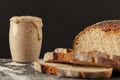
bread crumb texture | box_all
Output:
[73,20,120,56]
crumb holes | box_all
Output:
[49,68,55,74]
[49,68,53,71]
[50,69,52,71]
[76,43,78,45]
[29,30,32,33]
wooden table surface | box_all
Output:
[0,59,119,80]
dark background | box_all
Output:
[0,0,120,58]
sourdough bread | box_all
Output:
[34,60,112,78]
[73,20,120,56]
[44,48,120,71]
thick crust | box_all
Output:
[34,60,112,78]
[93,20,120,32]
[44,50,120,71]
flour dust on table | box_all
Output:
[0,59,40,80]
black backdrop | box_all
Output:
[0,0,120,58]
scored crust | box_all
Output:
[34,60,112,78]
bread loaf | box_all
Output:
[73,20,120,56]
[34,60,112,78]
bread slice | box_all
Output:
[34,60,112,78]
[73,20,120,56]
[44,48,120,71]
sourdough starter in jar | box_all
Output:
[9,16,43,62]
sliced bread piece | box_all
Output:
[44,48,120,71]
[34,60,113,78]
[73,20,120,56]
